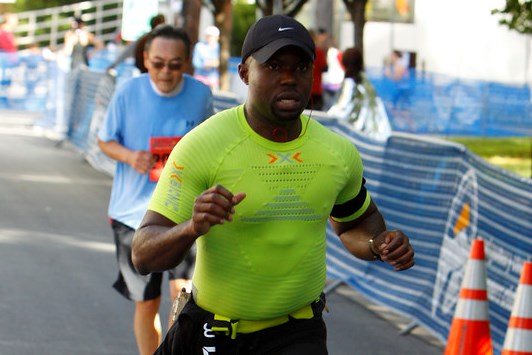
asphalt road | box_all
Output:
[0,110,445,354]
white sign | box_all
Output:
[121,0,159,42]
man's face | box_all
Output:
[240,46,313,125]
[144,37,189,94]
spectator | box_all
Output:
[97,25,214,355]
[0,12,18,53]
[107,14,166,74]
[318,28,345,110]
[192,25,220,89]
[63,17,104,69]
[384,49,408,81]
[132,15,415,354]
[306,29,327,111]
[383,49,411,108]
[328,47,392,139]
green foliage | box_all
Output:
[12,0,82,12]
[491,0,532,34]
[447,137,531,178]
[449,137,530,158]
[231,1,256,56]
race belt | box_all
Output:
[210,303,316,339]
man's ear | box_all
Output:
[238,63,249,85]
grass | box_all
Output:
[445,137,531,178]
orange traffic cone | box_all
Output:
[501,261,532,355]
[445,239,493,355]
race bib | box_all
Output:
[149,136,182,182]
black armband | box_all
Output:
[331,178,368,219]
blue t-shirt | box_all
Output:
[98,74,214,229]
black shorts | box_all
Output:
[111,219,196,301]
[156,294,328,355]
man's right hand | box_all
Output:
[191,185,246,237]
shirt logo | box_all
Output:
[278,26,294,32]
[267,152,303,164]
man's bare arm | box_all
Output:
[330,200,415,271]
[132,185,246,275]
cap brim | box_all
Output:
[251,38,314,63]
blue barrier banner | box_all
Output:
[320,119,532,354]
[0,52,49,112]
[4,52,531,137]
[367,68,531,136]
[66,68,114,151]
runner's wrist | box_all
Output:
[368,238,383,261]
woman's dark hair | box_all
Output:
[342,47,364,83]
[144,25,191,59]
[150,14,166,30]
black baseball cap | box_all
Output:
[241,15,315,64]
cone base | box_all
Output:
[445,319,493,355]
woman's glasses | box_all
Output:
[149,60,182,71]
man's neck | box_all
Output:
[243,105,302,143]
[149,77,184,97]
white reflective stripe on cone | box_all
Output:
[462,260,488,289]
[514,285,532,317]
[502,328,532,352]
[455,299,490,320]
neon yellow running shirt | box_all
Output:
[149,105,371,320]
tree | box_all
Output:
[231,2,256,56]
[212,0,233,91]
[182,0,203,45]
[201,0,232,90]
[256,0,309,17]
[492,0,532,34]
[12,0,81,11]
[342,0,367,67]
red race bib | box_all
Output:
[149,136,182,182]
